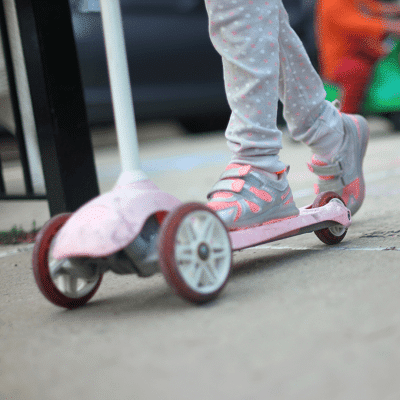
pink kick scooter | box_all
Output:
[32,0,352,308]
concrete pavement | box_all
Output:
[1,116,400,400]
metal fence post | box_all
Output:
[1,0,37,198]
[12,0,99,215]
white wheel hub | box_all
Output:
[328,198,347,237]
[174,210,231,294]
[49,241,100,299]
[329,224,347,237]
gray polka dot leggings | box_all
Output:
[205,0,346,172]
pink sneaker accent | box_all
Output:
[212,192,233,199]
[281,188,291,200]
[284,195,294,206]
[245,199,260,213]
[342,177,361,203]
[232,179,245,192]
[208,200,243,222]
[309,155,334,181]
[249,187,273,202]
[226,164,252,176]
[238,165,252,176]
[350,115,361,140]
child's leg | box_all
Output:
[204,0,285,172]
[276,5,346,160]
[204,0,345,168]
[206,0,299,230]
[275,7,369,215]
[205,0,369,230]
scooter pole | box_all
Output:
[99,0,141,172]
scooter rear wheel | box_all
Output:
[312,191,348,245]
[158,203,232,304]
[32,213,103,309]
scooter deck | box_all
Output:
[230,200,351,251]
[52,175,181,260]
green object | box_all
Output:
[363,39,400,113]
[323,39,400,114]
[324,82,341,102]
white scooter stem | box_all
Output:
[99,0,141,172]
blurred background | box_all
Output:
[0,0,319,142]
[68,0,318,133]
[0,0,399,155]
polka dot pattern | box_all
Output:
[205,0,343,170]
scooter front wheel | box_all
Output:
[158,203,232,304]
[32,213,103,309]
[312,191,348,245]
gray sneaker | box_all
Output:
[308,113,370,215]
[207,164,299,231]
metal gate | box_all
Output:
[0,0,99,215]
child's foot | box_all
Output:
[207,164,299,231]
[308,113,370,215]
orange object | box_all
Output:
[315,0,387,82]
[315,0,389,112]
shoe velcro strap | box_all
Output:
[308,161,343,177]
[207,178,245,199]
[219,164,252,180]
[208,177,272,206]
